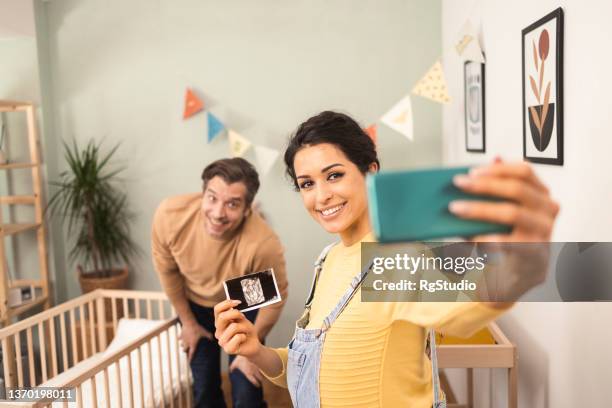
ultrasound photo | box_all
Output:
[241,277,265,305]
[223,269,281,312]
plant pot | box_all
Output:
[528,103,555,152]
[78,266,129,319]
[78,266,129,293]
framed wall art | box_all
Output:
[522,7,564,165]
[465,60,485,152]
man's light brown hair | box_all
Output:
[201,158,260,205]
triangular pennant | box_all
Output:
[183,88,204,119]
[207,112,225,142]
[462,39,485,63]
[455,21,485,62]
[228,130,252,157]
[455,34,473,55]
[254,145,280,176]
[455,21,476,56]
[411,60,451,104]
[364,124,377,144]
[381,95,414,141]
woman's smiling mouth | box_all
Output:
[317,202,347,219]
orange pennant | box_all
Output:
[365,124,377,144]
[183,88,204,119]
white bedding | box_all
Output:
[45,318,190,407]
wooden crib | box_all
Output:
[0,289,192,407]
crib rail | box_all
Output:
[0,290,192,407]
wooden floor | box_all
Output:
[221,372,293,408]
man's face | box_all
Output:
[201,176,250,239]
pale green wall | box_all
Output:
[0,1,59,308]
[0,37,40,286]
[36,0,441,346]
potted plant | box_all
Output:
[47,140,139,293]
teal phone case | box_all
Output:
[367,166,511,242]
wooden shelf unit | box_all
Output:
[0,162,39,170]
[0,100,51,325]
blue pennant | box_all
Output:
[207,112,225,143]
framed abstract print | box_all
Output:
[522,7,564,165]
[465,60,485,152]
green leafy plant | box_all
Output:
[47,140,139,278]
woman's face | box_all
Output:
[293,143,371,235]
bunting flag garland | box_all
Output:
[381,95,414,141]
[254,145,280,177]
[228,129,252,157]
[364,124,378,144]
[183,88,204,119]
[411,60,451,104]
[207,112,225,142]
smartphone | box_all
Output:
[366,166,511,242]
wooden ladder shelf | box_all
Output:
[0,100,51,326]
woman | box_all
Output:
[214,111,559,407]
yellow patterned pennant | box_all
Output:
[228,129,252,157]
[411,60,451,104]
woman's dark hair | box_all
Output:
[284,111,380,190]
[201,158,260,205]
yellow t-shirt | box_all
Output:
[267,233,510,407]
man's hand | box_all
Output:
[230,355,264,387]
[179,321,214,362]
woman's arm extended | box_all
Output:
[214,300,284,378]
[249,345,285,378]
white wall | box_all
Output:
[37,0,443,347]
[0,0,35,38]
[442,1,612,406]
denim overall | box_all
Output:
[286,243,446,408]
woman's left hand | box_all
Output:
[448,159,560,304]
[449,159,560,242]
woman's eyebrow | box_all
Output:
[297,163,344,179]
[321,163,343,173]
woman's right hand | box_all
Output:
[214,300,262,358]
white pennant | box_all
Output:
[455,21,476,55]
[456,20,485,63]
[228,129,252,157]
[381,94,414,141]
[254,145,280,177]
[462,38,485,63]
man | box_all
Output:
[152,158,288,408]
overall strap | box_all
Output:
[429,329,446,408]
[304,242,338,308]
[318,258,374,336]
